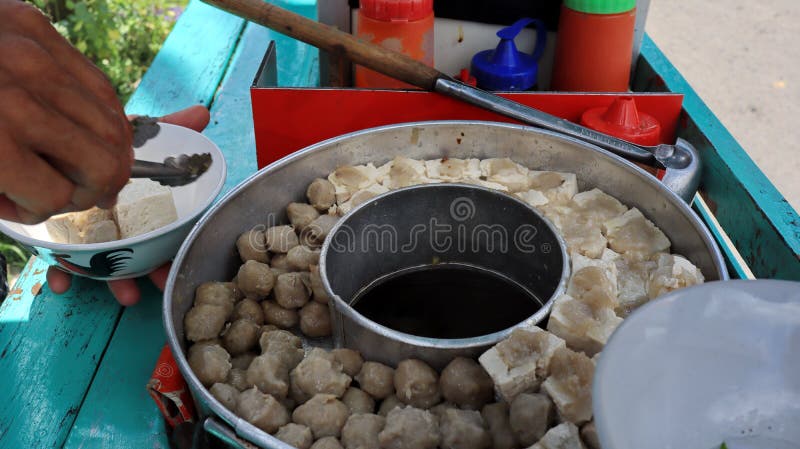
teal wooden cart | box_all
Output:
[1,1,798,447]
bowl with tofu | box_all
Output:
[0,123,226,280]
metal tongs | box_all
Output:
[129,116,213,187]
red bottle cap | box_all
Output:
[456,68,478,87]
[580,96,661,146]
[360,0,434,22]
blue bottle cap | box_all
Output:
[470,18,547,91]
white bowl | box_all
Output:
[594,280,800,449]
[0,123,226,280]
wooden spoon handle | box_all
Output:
[202,0,446,90]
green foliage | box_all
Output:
[31,0,184,103]
[0,233,29,276]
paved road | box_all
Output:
[646,0,799,212]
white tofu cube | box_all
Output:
[45,214,82,244]
[479,158,530,192]
[547,293,622,357]
[459,178,510,192]
[647,253,705,299]
[328,163,382,203]
[516,189,550,208]
[424,158,481,181]
[566,266,618,309]
[541,347,594,425]
[334,183,390,215]
[570,251,619,298]
[571,188,628,226]
[113,179,178,239]
[613,256,657,317]
[82,220,119,243]
[527,171,578,204]
[478,327,566,402]
[382,156,432,189]
[45,207,119,244]
[603,208,671,261]
[529,422,585,449]
[560,221,608,259]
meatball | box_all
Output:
[287,202,321,231]
[246,353,290,398]
[237,260,276,299]
[188,343,231,387]
[307,178,336,211]
[291,351,351,398]
[286,245,321,271]
[259,330,305,370]
[440,357,494,409]
[265,225,300,253]
[311,437,344,449]
[185,304,228,342]
[210,383,239,411]
[195,282,236,318]
[236,229,269,263]
[439,408,491,449]
[481,402,518,449]
[509,393,553,446]
[292,394,350,439]
[222,319,260,355]
[309,265,331,304]
[227,367,251,391]
[581,421,601,449]
[299,301,332,337]
[275,272,311,309]
[262,300,299,329]
[270,253,293,272]
[342,387,375,414]
[341,413,386,449]
[377,395,402,417]
[356,362,395,400]
[394,359,441,409]
[231,298,265,325]
[332,348,363,377]
[301,215,339,248]
[378,406,440,449]
[236,387,290,433]
[429,402,457,419]
[231,353,257,371]
[275,423,314,449]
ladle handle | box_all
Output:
[201,0,446,90]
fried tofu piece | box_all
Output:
[328,164,382,203]
[546,291,622,357]
[424,158,481,182]
[540,348,594,425]
[529,422,586,449]
[612,254,657,317]
[603,208,671,261]
[479,158,530,192]
[527,171,578,205]
[647,253,705,299]
[382,157,434,189]
[570,188,628,227]
[516,189,550,208]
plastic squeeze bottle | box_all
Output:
[551,0,636,91]
[355,0,434,89]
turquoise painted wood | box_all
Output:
[636,35,800,280]
[0,258,121,449]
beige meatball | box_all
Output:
[309,265,331,304]
[270,253,293,272]
[341,413,386,449]
[378,406,440,449]
[288,202,321,232]
[440,357,494,409]
[481,402,518,449]
[237,260,276,299]
[231,298,265,325]
[185,304,228,342]
[188,343,231,387]
[227,368,251,391]
[236,387,290,433]
[266,225,300,253]
[275,272,311,309]
[377,395,403,417]
[301,215,339,248]
[290,371,312,405]
[246,353,290,398]
[307,178,336,211]
[222,319,261,355]
[311,437,344,449]
[275,423,314,449]
[195,282,236,318]
[262,300,299,329]
[236,229,269,263]
[231,353,257,371]
[439,408,491,449]
[332,349,364,377]
[287,245,321,271]
[342,387,375,414]
[210,383,239,411]
[356,362,395,400]
[429,402,457,419]
[509,393,553,446]
[394,359,441,409]
[292,394,350,439]
[299,301,332,337]
[291,352,352,398]
[259,330,305,370]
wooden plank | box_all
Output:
[637,34,800,280]
[0,258,121,449]
[62,2,318,448]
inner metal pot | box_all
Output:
[320,183,569,369]
[163,121,729,449]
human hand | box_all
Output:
[0,1,133,223]
[46,106,212,305]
